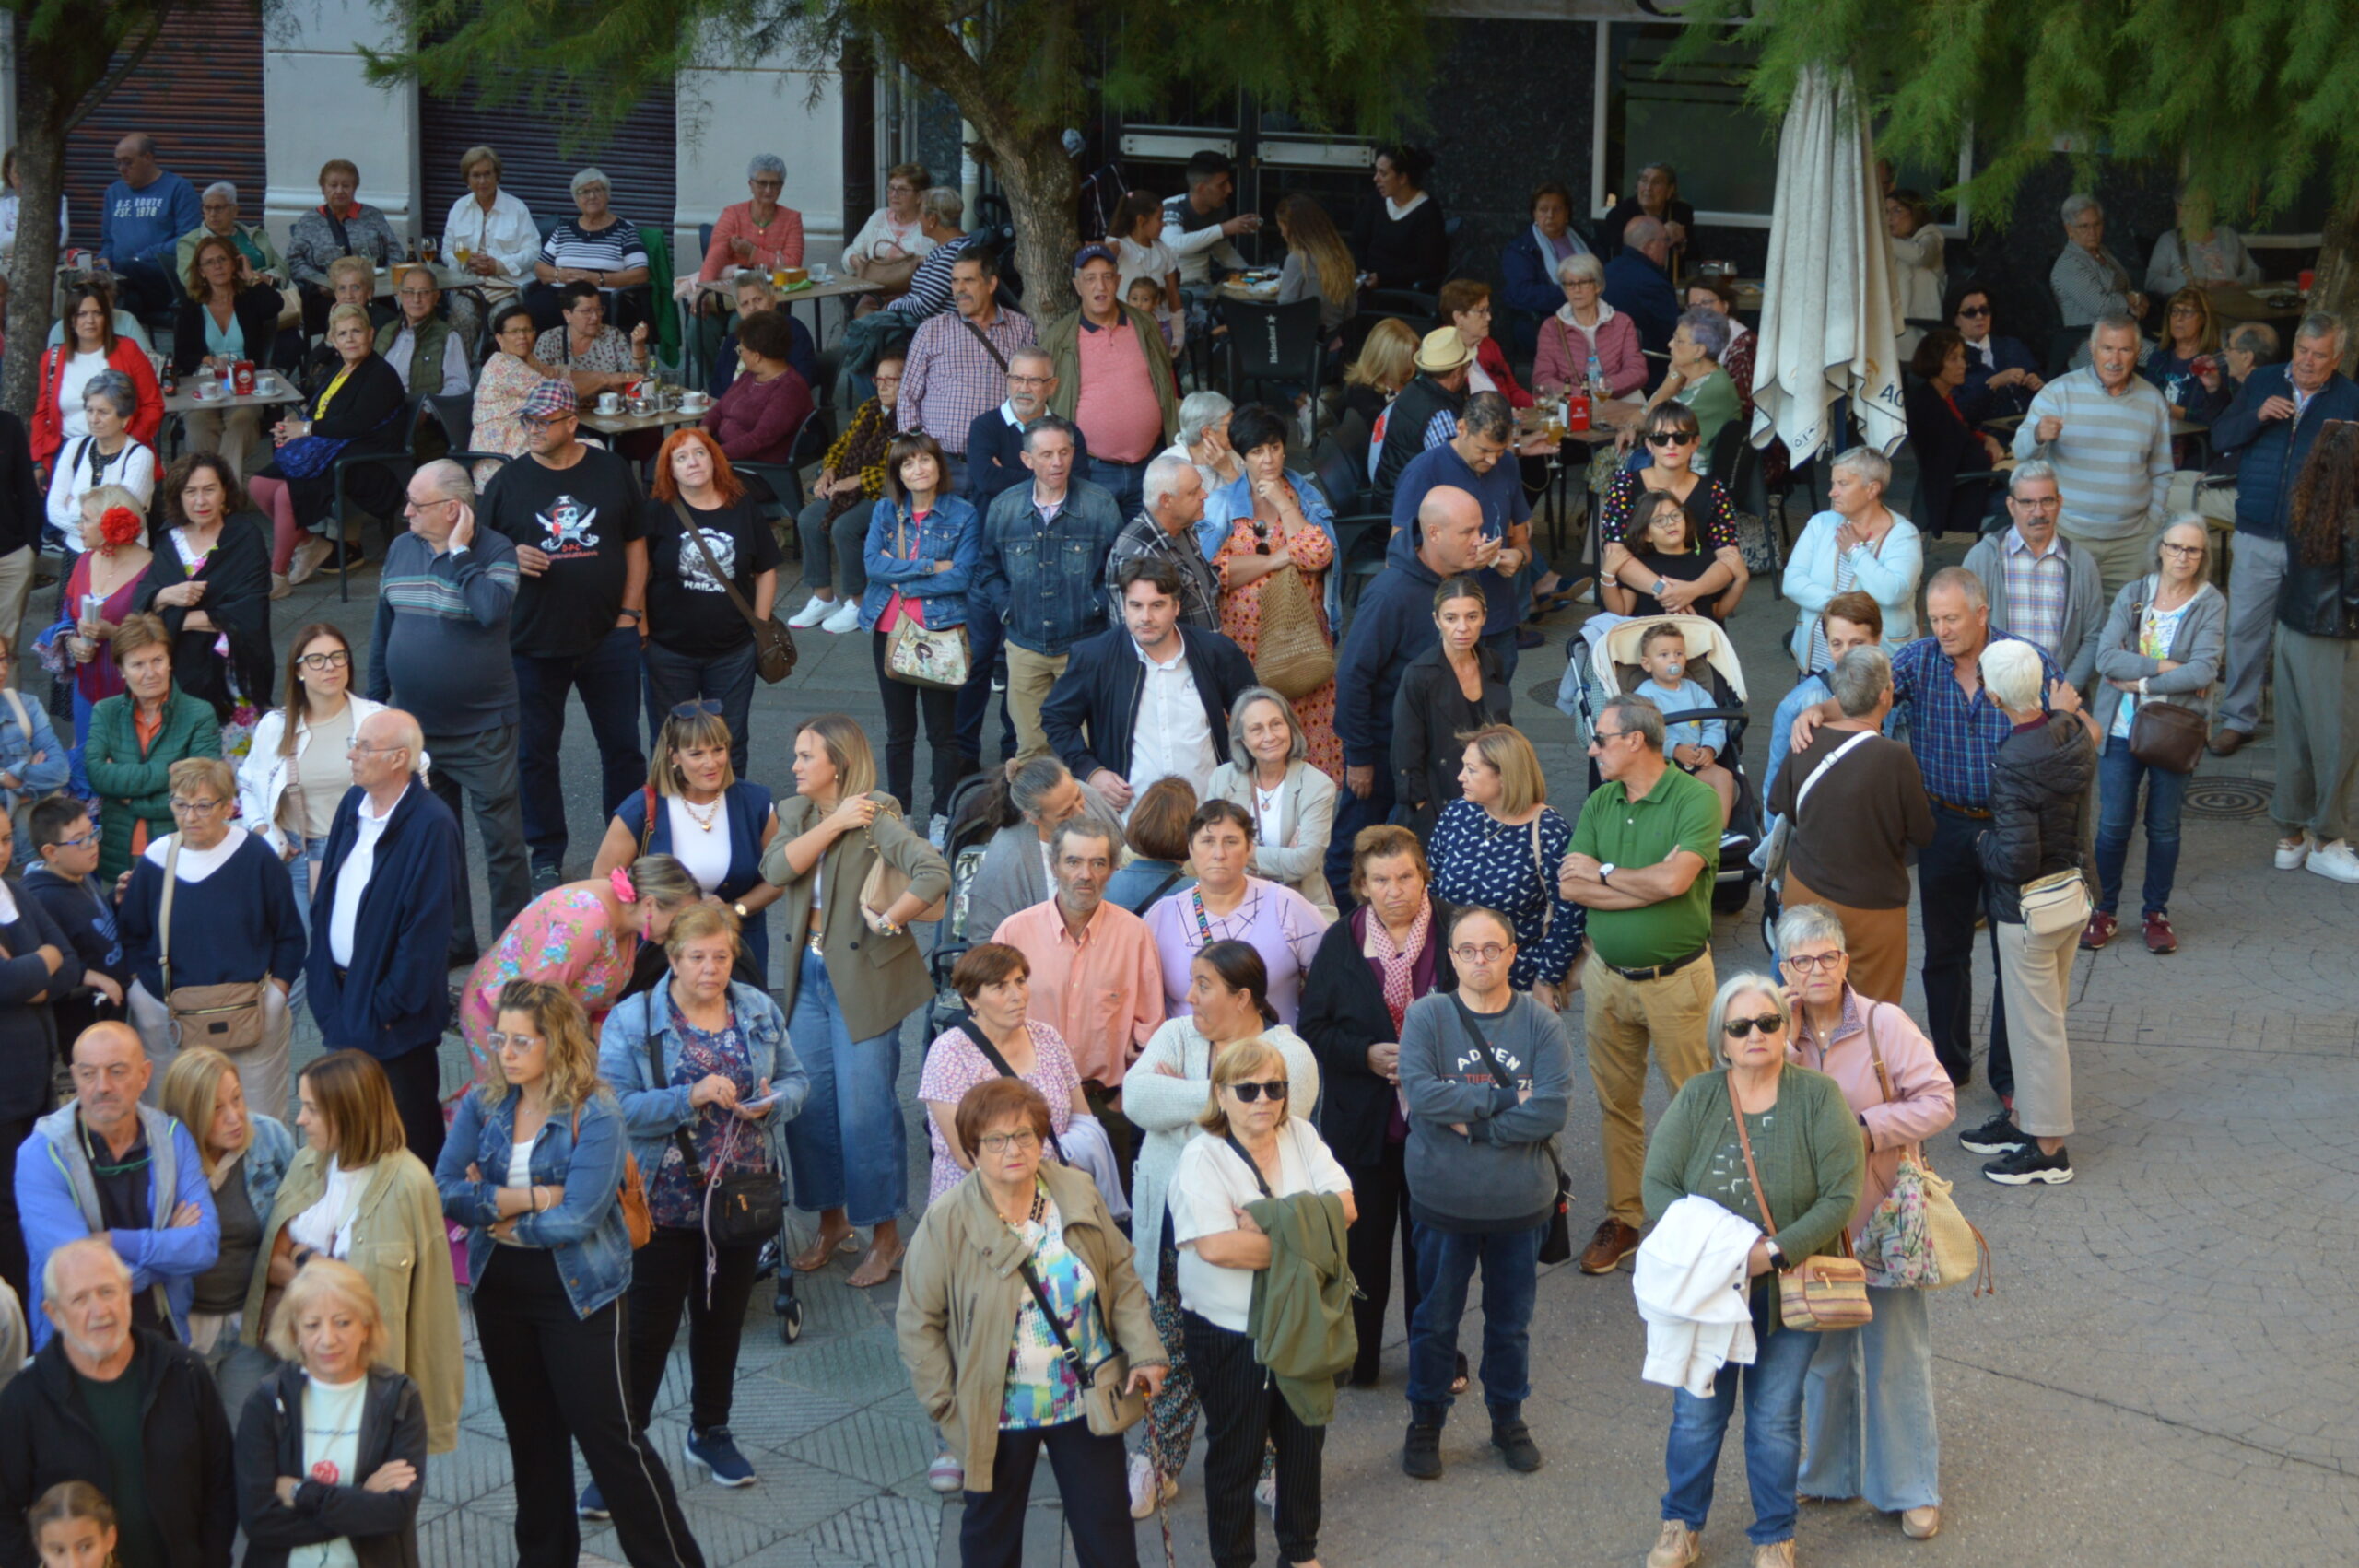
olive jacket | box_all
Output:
[759,791,951,1042]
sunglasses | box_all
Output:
[1646,431,1698,447]
[1956,304,1992,318]
[1723,1013,1785,1039]
[1226,1080,1288,1103]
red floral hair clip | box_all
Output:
[99,506,143,553]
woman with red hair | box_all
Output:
[640,427,780,773]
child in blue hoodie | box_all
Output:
[1633,620,1735,826]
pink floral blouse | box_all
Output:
[460,885,638,1064]
[917,1021,1083,1203]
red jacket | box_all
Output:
[32,338,164,467]
[1473,334,1533,409]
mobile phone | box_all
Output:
[737,1090,781,1111]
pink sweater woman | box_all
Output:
[1532,291,1647,399]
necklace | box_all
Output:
[679,793,722,833]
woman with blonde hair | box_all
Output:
[1426,724,1582,1008]
[1343,318,1420,452]
[160,1045,295,1405]
[2142,286,2233,426]
[244,1049,462,1454]
[1275,192,1358,335]
[459,852,702,1052]
[437,980,705,1568]
[237,1258,428,1568]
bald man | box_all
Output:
[306,708,461,1164]
[18,1024,216,1348]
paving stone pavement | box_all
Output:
[59,508,2352,1566]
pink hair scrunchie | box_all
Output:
[609,867,638,904]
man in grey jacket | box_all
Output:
[1395,907,1571,1483]
[1962,462,2106,692]
[959,755,1123,944]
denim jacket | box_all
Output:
[435,1086,632,1317]
[1198,470,1344,626]
[595,980,812,1177]
[0,689,68,814]
[859,492,981,632]
[241,1113,297,1220]
[973,475,1128,657]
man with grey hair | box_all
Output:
[1561,691,1722,1275]
[1390,391,1538,673]
[968,347,1089,508]
[96,133,199,319]
[1603,215,1680,358]
[2013,313,2173,602]
[370,458,528,965]
[1962,458,2106,688]
[839,186,974,403]
[901,247,1034,488]
[173,180,281,287]
[2204,309,2359,755]
[2049,194,2145,328]
[1105,455,1218,631]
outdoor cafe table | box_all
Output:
[160,379,301,458]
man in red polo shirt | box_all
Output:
[1039,243,1180,518]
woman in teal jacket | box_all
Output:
[81,612,223,881]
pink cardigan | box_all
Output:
[1788,990,1957,1236]
[698,201,806,280]
[1532,304,1647,400]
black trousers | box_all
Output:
[1185,1311,1324,1568]
[1340,1141,1419,1385]
[375,1041,446,1171]
[472,1246,705,1568]
[871,632,961,820]
[1918,803,2010,1090]
[0,1113,35,1304]
[1081,1080,1135,1204]
[626,1225,764,1433]
[957,1418,1137,1568]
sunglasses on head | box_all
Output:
[1646,430,1697,447]
[669,699,724,720]
[1723,1013,1784,1039]
[1226,1080,1288,1103]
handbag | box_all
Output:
[1449,1004,1574,1266]
[1727,1072,1872,1331]
[574,1103,654,1248]
[1847,1011,1991,1293]
[2017,866,2093,938]
[158,837,269,1053]
[1015,1255,1146,1437]
[642,1009,784,1248]
[670,499,798,684]
[1251,561,1334,700]
[880,512,971,690]
[857,807,949,930]
[2121,583,2209,773]
[1759,731,1877,888]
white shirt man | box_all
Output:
[1128,634,1217,803]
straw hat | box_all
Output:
[1414,327,1473,374]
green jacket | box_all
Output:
[1244,1188,1356,1427]
[82,688,223,882]
[376,312,459,398]
[1038,303,1180,449]
[1642,1066,1864,1332]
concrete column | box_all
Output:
[260,0,420,248]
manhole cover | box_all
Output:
[1528,679,1563,708]
[2183,777,2272,819]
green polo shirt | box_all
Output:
[1569,765,1720,968]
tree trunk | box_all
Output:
[985,128,1080,323]
[4,85,68,425]
[2311,194,2359,329]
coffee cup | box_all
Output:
[596,392,622,415]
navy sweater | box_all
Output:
[965,404,1091,509]
[18,865,123,1060]
[117,832,306,999]
[1332,532,1445,768]
[0,887,80,1119]
[306,779,459,1059]
[2209,366,2359,541]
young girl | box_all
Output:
[29,1482,119,1568]
[1108,189,1182,320]
[1603,490,1723,624]
[1126,274,1185,356]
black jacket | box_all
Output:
[0,1329,236,1568]
[135,510,276,720]
[2276,524,2359,640]
[1039,624,1260,785]
[170,286,287,378]
[235,1362,425,1568]
[307,778,460,1059]
[0,413,41,558]
[1977,714,2097,923]
[1390,642,1511,837]
[1903,377,1997,539]
[1298,902,1458,1167]
[1372,373,1465,506]
[0,885,80,1120]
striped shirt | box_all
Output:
[899,305,1035,454]
[887,232,982,321]
[537,216,648,276]
[370,529,521,735]
[2010,367,2172,541]
[1998,529,2071,656]
[1889,630,2062,810]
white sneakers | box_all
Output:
[1127,1453,1176,1519]
[2308,839,2359,883]
[287,535,334,586]
[786,594,836,628]
[819,600,863,635]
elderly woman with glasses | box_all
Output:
[286,159,399,337]
[116,755,305,1108]
[471,301,552,477]
[526,167,651,333]
[1640,974,1863,1568]
[1635,308,1740,472]
[41,368,156,555]
[1779,447,1922,673]
[1161,389,1241,497]
[1772,904,1955,1545]
[81,614,221,882]
[175,180,283,286]
[2051,193,2145,332]
[1205,687,1339,917]
[533,280,651,400]
[698,153,805,284]
[1597,404,1750,620]
[1533,251,1646,400]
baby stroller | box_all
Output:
[1557,612,1764,915]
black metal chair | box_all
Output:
[428,391,475,452]
[326,397,433,603]
[1223,298,1325,427]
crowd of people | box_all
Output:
[0,121,2339,1568]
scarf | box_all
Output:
[1359,900,1431,1036]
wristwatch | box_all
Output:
[1765,1241,1789,1270]
[1598,862,1617,885]
[619,608,644,623]
[733,901,749,919]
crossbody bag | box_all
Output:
[642,1001,783,1247]
[1725,1071,1872,1331]
[158,837,268,1053]
[1759,730,1877,887]
[2123,579,2207,773]
[1449,1002,1573,1265]
[1013,1225,1144,1436]
[882,511,972,690]
[669,498,799,683]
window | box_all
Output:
[1595,22,1775,225]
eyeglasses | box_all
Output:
[1780,952,1845,973]
[1225,1080,1288,1103]
[299,649,351,671]
[1449,942,1510,963]
[1956,304,1991,318]
[976,1130,1041,1154]
[346,740,406,756]
[485,1031,543,1054]
[1008,373,1052,387]
[2159,541,2204,557]
[168,797,225,815]
[669,699,724,720]
[1722,1013,1786,1039]
[1647,431,1698,448]
[56,827,101,849]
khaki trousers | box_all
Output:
[1004,645,1070,765]
[1782,868,1910,1005]
[2059,523,2156,609]
[1990,918,2078,1139]
[1582,947,1716,1228]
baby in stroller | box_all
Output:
[1632,620,1739,825]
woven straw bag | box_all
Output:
[1252,564,1334,699]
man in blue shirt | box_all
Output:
[1602,216,1679,365]
[95,135,200,321]
[1390,392,1537,676]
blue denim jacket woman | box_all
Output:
[0,683,69,815]
[241,1110,297,1216]
[861,491,980,631]
[1198,468,1343,624]
[596,978,812,1176]
[436,1084,634,1316]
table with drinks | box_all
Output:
[1518,391,1646,555]
[578,380,711,438]
[158,362,302,456]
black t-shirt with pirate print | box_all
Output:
[640,495,784,660]
[480,445,646,659]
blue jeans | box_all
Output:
[1661,1286,1817,1546]
[1087,456,1149,520]
[513,626,647,873]
[1799,1284,1940,1512]
[1406,1221,1544,1414]
[781,947,907,1226]
[283,834,331,1012]
[642,638,757,778]
[2094,733,2188,918]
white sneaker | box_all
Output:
[2306,839,2359,883]
[2275,835,2313,871]
[786,594,836,628]
[1128,1453,1158,1519]
[819,600,863,634]
[928,813,949,849]
[287,535,334,586]
[269,572,291,602]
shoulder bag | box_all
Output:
[858,801,950,930]
[641,1014,783,1248]
[1846,1011,1991,1294]
[158,837,268,1054]
[670,498,798,683]
[1014,1248,1146,1437]
[1252,559,1334,700]
[1449,1002,1574,1266]
[883,510,971,690]
[1759,730,1877,889]
[1726,1071,1872,1331]
[2017,866,2093,938]
[2123,582,2208,774]
[573,1101,653,1248]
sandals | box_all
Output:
[790,1230,858,1272]
[847,1241,905,1289]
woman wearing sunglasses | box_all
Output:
[1639,975,1861,1568]
[1168,1036,1354,1568]
[1596,404,1750,621]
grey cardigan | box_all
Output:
[2089,575,2227,739]
[963,782,1126,942]
[1961,530,2107,689]
[760,792,952,1041]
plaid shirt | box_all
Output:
[1890,630,2062,810]
[1105,511,1221,632]
[900,305,1036,456]
[1999,529,2071,658]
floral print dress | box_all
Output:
[460,885,637,1062]
[1214,509,1341,778]
[645,994,773,1230]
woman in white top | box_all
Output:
[844,162,937,304]
[239,622,406,919]
[1205,687,1337,917]
[42,371,155,554]
[442,145,539,347]
[1885,191,1945,356]
[1781,446,1923,673]
[1168,1036,1353,1568]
